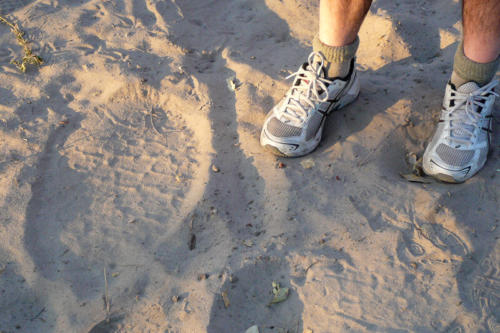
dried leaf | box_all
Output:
[406,152,425,176]
[400,173,432,184]
[268,281,289,305]
[111,272,119,278]
[242,240,254,247]
[221,290,230,308]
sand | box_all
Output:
[0,0,499,332]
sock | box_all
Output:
[312,35,359,79]
[451,41,499,87]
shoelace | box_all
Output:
[446,80,499,146]
[280,52,333,124]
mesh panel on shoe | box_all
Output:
[451,126,469,138]
[457,82,479,94]
[435,143,474,166]
[305,112,324,140]
[267,117,302,137]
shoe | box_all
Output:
[260,52,360,157]
[423,80,499,183]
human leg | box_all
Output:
[318,0,372,47]
[315,0,372,78]
[451,0,500,86]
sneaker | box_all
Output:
[260,52,360,157]
[423,80,499,183]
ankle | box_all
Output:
[451,41,499,87]
[313,35,359,79]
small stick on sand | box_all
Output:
[30,307,46,322]
[304,260,319,274]
[103,266,110,322]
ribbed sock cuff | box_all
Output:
[452,41,499,87]
[313,35,359,63]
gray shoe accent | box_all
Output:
[267,117,302,138]
[305,112,324,141]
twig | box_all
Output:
[103,267,110,322]
[0,15,43,72]
[304,261,319,274]
[30,307,46,322]
[188,214,196,250]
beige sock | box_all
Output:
[451,41,499,87]
[312,35,359,79]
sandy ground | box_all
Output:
[0,0,499,332]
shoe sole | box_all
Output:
[431,173,462,184]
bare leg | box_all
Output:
[452,0,500,86]
[463,0,500,63]
[319,0,372,47]
[314,0,372,78]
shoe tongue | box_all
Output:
[302,61,327,78]
[295,62,326,91]
[457,81,479,94]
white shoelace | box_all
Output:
[446,80,499,146]
[280,52,333,124]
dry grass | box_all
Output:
[0,15,43,72]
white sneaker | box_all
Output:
[423,80,499,183]
[260,52,360,157]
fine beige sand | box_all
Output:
[0,0,499,332]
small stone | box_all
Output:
[277,162,286,169]
[300,158,315,169]
[198,273,209,281]
[212,165,220,173]
[242,240,254,247]
[171,295,179,303]
[245,325,259,333]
